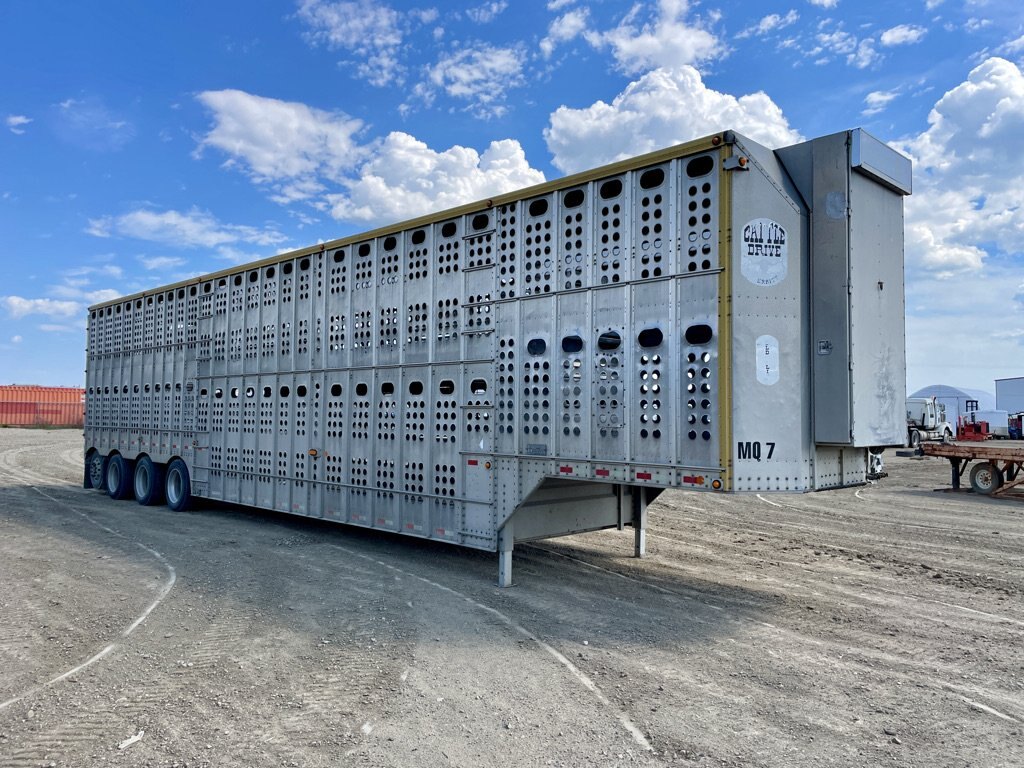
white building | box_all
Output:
[995,377,1024,415]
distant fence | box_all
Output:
[0,386,85,428]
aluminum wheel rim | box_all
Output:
[167,469,182,505]
[135,464,150,499]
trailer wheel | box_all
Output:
[165,458,192,512]
[87,450,108,491]
[133,456,164,506]
[909,429,922,449]
[969,462,1004,495]
[105,454,134,500]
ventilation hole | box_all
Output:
[266,266,276,278]
[411,229,426,245]
[639,168,665,189]
[383,235,397,251]
[190,286,198,296]
[561,335,584,353]
[409,380,424,395]
[686,155,715,178]
[441,221,457,238]
[527,338,547,356]
[356,383,368,396]
[297,385,307,397]
[248,271,258,282]
[358,242,371,257]
[330,384,342,397]
[600,179,623,199]
[439,379,455,395]
[638,327,664,348]
[233,275,242,286]
[332,250,344,263]
[529,198,549,217]
[472,213,489,230]
[598,331,622,350]
[263,386,272,397]
[283,263,293,275]
[245,387,255,398]
[299,257,310,271]
[563,189,585,208]
[381,382,395,395]
[685,324,714,345]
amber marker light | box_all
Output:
[711,135,722,146]
[484,461,492,469]
[711,479,722,490]
[308,449,318,457]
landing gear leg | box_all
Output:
[633,488,647,558]
[497,520,514,588]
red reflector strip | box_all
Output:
[436,528,446,536]
[560,466,573,474]
[405,522,415,529]
[595,468,610,477]
[683,475,697,484]
[468,459,478,465]
[636,472,652,480]
[377,518,387,525]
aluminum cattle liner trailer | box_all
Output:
[84,128,911,586]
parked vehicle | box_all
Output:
[906,396,953,448]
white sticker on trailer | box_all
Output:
[741,218,787,287]
[756,335,779,385]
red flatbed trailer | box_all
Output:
[921,441,1024,497]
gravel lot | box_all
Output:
[1,428,1022,767]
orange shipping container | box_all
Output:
[0,385,85,427]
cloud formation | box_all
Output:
[326,132,544,224]
[196,88,545,227]
[898,57,1024,273]
[88,207,287,249]
[5,115,32,135]
[545,66,801,173]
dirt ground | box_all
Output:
[0,428,1021,768]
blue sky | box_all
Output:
[2,0,1023,394]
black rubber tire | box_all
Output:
[969,462,1004,495]
[106,454,134,500]
[909,429,922,449]
[165,458,192,512]
[86,450,108,491]
[133,456,164,506]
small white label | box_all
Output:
[756,335,779,385]
[741,218,788,287]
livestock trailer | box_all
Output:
[84,128,911,585]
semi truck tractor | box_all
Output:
[906,396,953,447]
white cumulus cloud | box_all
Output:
[541,8,590,58]
[544,66,801,174]
[880,24,927,46]
[196,90,366,203]
[898,57,1024,273]
[327,132,545,225]
[591,0,722,74]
